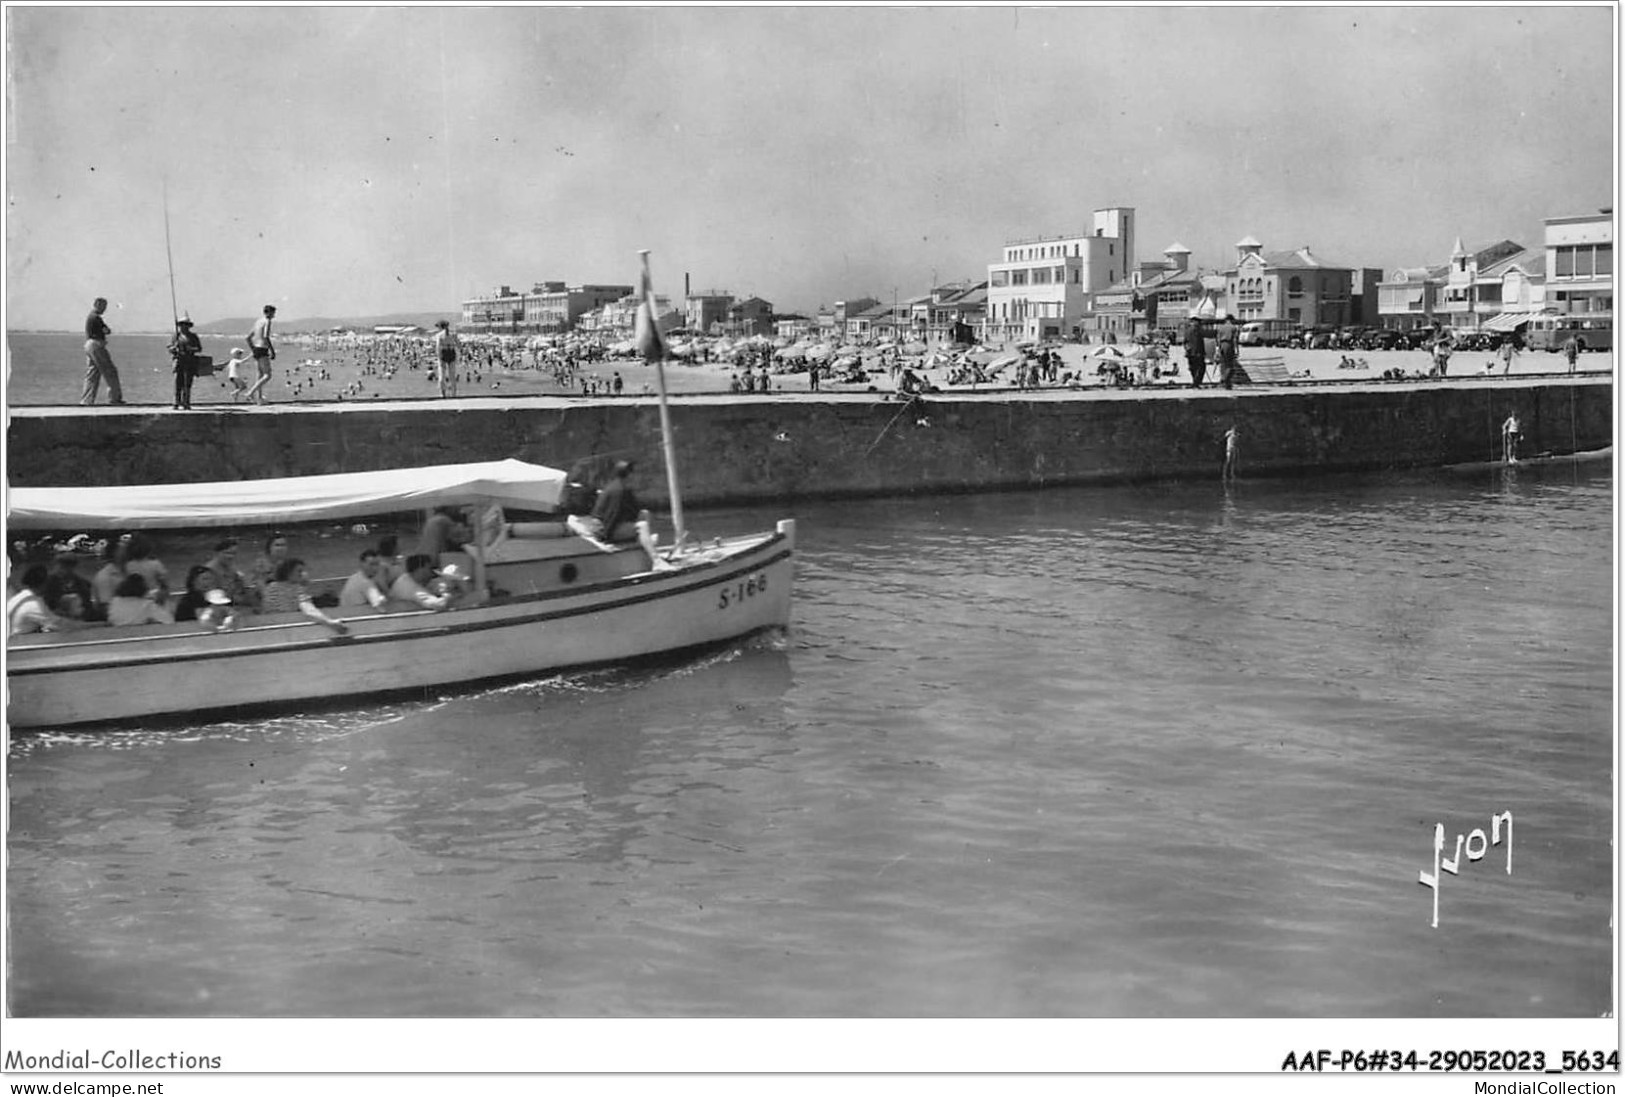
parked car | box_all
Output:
[1302,325,1337,349]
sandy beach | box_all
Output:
[207,339,1612,405]
[7,330,1612,409]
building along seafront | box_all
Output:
[1375,206,1612,338]
[984,206,1137,344]
[1223,238,1382,331]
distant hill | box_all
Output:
[193,311,460,335]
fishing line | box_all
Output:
[865,394,922,457]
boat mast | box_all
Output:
[638,250,686,547]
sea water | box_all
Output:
[6,461,1612,1017]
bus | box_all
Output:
[1525,315,1612,353]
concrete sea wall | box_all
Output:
[5,377,1612,504]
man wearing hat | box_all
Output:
[433,319,460,398]
[169,314,203,409]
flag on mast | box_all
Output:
[635,264,666,363]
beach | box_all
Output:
[6,331,1613,408]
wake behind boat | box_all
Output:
[6,458,795,728]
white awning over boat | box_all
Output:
[8,459,569,530]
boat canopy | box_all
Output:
[7,459,570,530]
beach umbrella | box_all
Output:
[924,351,952,368]
[834,356,860,371]
[1086,345,1125,358]
[777,345,807,360]
[903,341,928,356]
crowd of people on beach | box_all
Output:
[70,289,1599,410]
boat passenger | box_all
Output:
[338,549,390,611]
[260,558,350,635]
[8,564,64,637]
[123,533,171,607]
[174,565,223,622]
[247,531,291,608]
[417,508,472,565]
[388,554,452,611]
[44,552,102,622]
[91,536,130,609]
[106,573,176,627]
[567,460,641,543]
[376,535,404,592]
[205,538,254,608]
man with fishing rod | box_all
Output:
[169,314,202,409]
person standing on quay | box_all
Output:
[243,304,277,404]
[169,314,202,409]
[1216,314,1239,389]
[1183,316,1207,388]
[81,296,125,406]
[433,319,459,398]
[1563,333,1580,373]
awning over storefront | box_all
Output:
[1483,311,1542,332]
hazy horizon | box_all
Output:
[5,6,1614,334]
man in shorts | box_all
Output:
[244,304,277,404]
[433,319,459,398]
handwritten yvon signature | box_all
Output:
[1418,812,1512,928]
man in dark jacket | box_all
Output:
[590,460,641,540]
[1183,318,1207,387]
[169,315,203,409]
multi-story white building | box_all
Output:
[1436,239,1526,333]
[984,207,1136,344]
[1544,210,1613,321]
[1376,266,1448,331]
[462,285,526,333]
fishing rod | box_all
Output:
[162,177,180,329]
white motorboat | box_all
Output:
[6,458,795,728]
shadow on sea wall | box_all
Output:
[5,378,1612,503]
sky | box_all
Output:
[3,4,1616,332]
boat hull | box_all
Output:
[7,521,795,729]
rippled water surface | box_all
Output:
[7,461,1613,1016]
